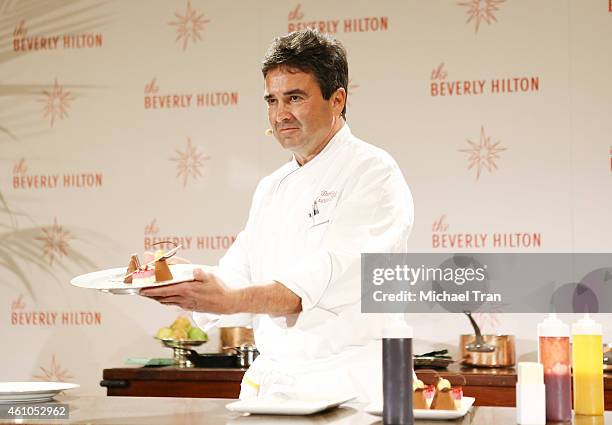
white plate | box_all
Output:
[225,392,357,415]
[0,382,79,404]
[71,264,205,295]
[365,397,475,420]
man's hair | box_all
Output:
[262,29,348,118]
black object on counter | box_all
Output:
[186,351,240,368]
[383,322,414,425]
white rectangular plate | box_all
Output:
[226,392,357,415]
[365,396,475,420]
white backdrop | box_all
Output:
[1,0,611,394]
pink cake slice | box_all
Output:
[132,267,155,285]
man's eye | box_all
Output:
[289,95,301,102]
[266,98,276,105]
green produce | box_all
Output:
[188,327,208,341]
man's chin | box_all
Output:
[276,136,302,150]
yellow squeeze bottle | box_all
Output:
[572,313,603,416]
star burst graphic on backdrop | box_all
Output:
[459,126,507,180]
[38,79,74,127]
[33,355,73,382]
[458,0,505,34]
[168,1,210,51]
[170,138,210,187]
[36,217,72,265]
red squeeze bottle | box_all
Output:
[537,313,572,422]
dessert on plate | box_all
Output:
[430,377,463,410]
[123,249,175,285]
[132,266,156,285]
[154,252,173,282]
[123,254,141,284]
[413,378,435,409]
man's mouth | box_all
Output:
[279,128,299,133]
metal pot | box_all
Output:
[225,344,259,368]
[220,327,254,354]
[460,334,516,367]
[460,311,515,367]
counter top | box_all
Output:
[102,365,612,409]
[1,395,610,425]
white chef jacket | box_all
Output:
[194,124,413,402]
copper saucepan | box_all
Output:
[460,311,515,367]
[220,327,254,354]
[460,334,515,367]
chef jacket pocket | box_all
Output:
[306,218,330,249]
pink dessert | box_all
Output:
[132,267,155,285]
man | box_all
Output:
[141,28,414,401]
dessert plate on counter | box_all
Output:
[0,382,79,404]
[71,264,207,295]
[365,397,475,420]
[226,392,357,415]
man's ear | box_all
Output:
[332,87,346,116]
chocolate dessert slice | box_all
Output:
[123,254,141,284]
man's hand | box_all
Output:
[140,268,239,313]
[140,268,302,315]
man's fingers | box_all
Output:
[140,284,181,298]
[158,297,184,306]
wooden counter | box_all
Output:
[102,367,245,398]
[101,364,612,410]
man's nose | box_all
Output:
[275,102,292,122]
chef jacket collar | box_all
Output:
[288,123,351,171]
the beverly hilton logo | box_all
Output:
[143,219,237,250]
[458,0,506,34]
[36,218,72,265]
[169,1,210,51]
[432,214,542,249]
[288,4,389,33]
[11,294,103,326]
[13,19,103,51]
[144,77,238,109]
[33,355,73,382]
[459,126,507,180]
[12,158,103,189]
[38,79,74,127]
[430,63,540,96]
[170,138,210,187]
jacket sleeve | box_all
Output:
[271,156,414,311]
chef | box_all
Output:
[141,28,414,402]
